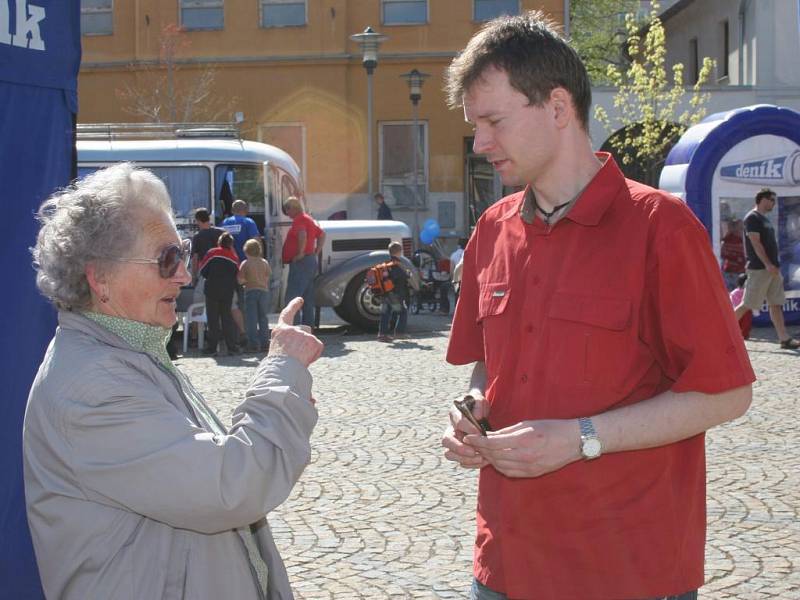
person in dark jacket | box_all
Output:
[375,192,393,220]
[200,232,240,355]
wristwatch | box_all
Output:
[578,417,602,460]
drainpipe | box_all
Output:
[563,0,570,38]
[738,0,750,84]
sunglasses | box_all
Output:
[116,238,192,278]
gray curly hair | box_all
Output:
[33,163,173,311]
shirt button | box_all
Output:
[521,374,528,383]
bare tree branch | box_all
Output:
[114,24,239,124]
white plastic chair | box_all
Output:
[182,302,207,354]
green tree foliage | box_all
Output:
[594,0,715,184]
[569,0,640,85]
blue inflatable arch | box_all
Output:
[664,104,800,231]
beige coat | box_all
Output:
[23,312,317,599]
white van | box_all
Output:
[77,123,416,329]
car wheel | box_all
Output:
[333,302,351,323]
[341,270,382,331]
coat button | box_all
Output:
[521,374,528,383]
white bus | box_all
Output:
[77,123,416,329]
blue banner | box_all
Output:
[0,2,80,598]
[0,0,81,90]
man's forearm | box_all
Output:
[468,361,487,397]
[592,385,752,454]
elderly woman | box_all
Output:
[24,163,323,600]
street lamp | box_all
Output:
[400,68,429,250]
[350,26,388,212]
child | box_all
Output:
[729,273,753,340]
[238,238,272,352]
[378,242,412,342]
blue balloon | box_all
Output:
[423,218,438,230]
[420,228,435,245]
[423,220,440,238]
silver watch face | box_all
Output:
[582,437,602,459]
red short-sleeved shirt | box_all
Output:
[447,154,754,600]
[282,212,323,263]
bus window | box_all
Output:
[77,165,210,229]
[215,165,265,218]
[77,167,99,180]
[279,170,300,215]
[147,166,211,224]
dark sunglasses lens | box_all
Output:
[159,245,181,278]
[158,240,191,278]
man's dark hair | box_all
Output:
[218,231,234,249]
[445,10,591,131]
[755,188,776,205]
[194,207,211,223]
[458,237,468,248]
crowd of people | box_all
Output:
[20,9,797,600]
[185,193,326,356]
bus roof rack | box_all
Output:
[76,122,241,141]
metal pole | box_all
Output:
[412,99,420,251]
[367,67,374,207]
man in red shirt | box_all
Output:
[282,196,325,327]
[441,11,755,600]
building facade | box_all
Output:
[78,0,566,239]
[593,0,800,153]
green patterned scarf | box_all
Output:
[85,312,175,371]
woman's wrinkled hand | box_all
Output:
[267,298,324,367]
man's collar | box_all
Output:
[563,153,626,226]
[498,153,625,226]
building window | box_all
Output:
[719,19,729,80]
[473,0,519,22]
[380,121,428,209]
[260,0,306,28]
[180,1,224,31]
[382,0,427,25]
[689,37,699,85]
[80,0,113,36]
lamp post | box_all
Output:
[350,26,388,214]
[400,68,429,250]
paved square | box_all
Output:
[178,324,799,599]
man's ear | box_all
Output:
[549,88,573,129]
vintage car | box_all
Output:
[77,123,418,330]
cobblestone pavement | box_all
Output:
[178,317,799,599]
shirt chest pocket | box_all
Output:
[546,292,634,392]
[477,283,513,363]
[477,283,511,321]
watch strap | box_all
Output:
[578,416,596,438]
